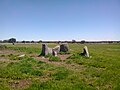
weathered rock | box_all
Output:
[40,44,55,56]
[40,43,69,56]
[81,46,89,57]
[18,54,25,57]
[40,44,48,56]
[53,45,60,53]
[52,50,57,57]
[60,43,69,52]
[48,47,53,55]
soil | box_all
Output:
[9,79,31,89]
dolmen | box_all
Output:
[40,44,90,58]
[81,46,89,57]
[39,43,69,56]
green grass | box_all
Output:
[49,56,61,62]
[6,43,58,54]
[0,43,120,90]
[7,54,28,60]
[8,46,40,54]
[0,56,75,90]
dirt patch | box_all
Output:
[0,57,18,62]
[34,76,52,83]
[29,53,71,60]
[9,79,31,89]
[0,49,25,55]
[32,54,85,72]
[58,54,72,60]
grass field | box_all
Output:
[0,43,120,90]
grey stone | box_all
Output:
[52,50,57,57]
[48,47,53,55]
[40,44,48,56]
[40,43,69,56]
[40,44,57,56]
[53,45,60,53]
[60,43,69,52]
[18,54,25,57]
[82,46,89,57]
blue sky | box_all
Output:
[0,0,120,41]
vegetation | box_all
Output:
[49,56,61,62]
[0,43,120,90]
[8,45,41,54]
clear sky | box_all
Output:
[0,0,120,41]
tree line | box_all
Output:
[0,38,120,44]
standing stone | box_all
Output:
[82,46,89,57]
[60,43,69,52]
[48,47,53,55]
[40,44,48,56]
[40,44,55,56]
[52,50,57,57]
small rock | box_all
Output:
[18,54,25,57]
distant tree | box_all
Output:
[72,40,76,43]
[3,40,9,43]
[81,40,85,44]
[31,41,34,43]
[22,40,26,43]
[58,41,61,44]
[38,40,42,43]
[0,40,2,43]
[108,41,113,43]
[8,38,16,45]
[26,41,30,43]
[65,41,68,43]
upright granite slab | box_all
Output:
[82,46,89,57]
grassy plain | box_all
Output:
[0,43,120,90]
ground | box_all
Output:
[0,43,120,90]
